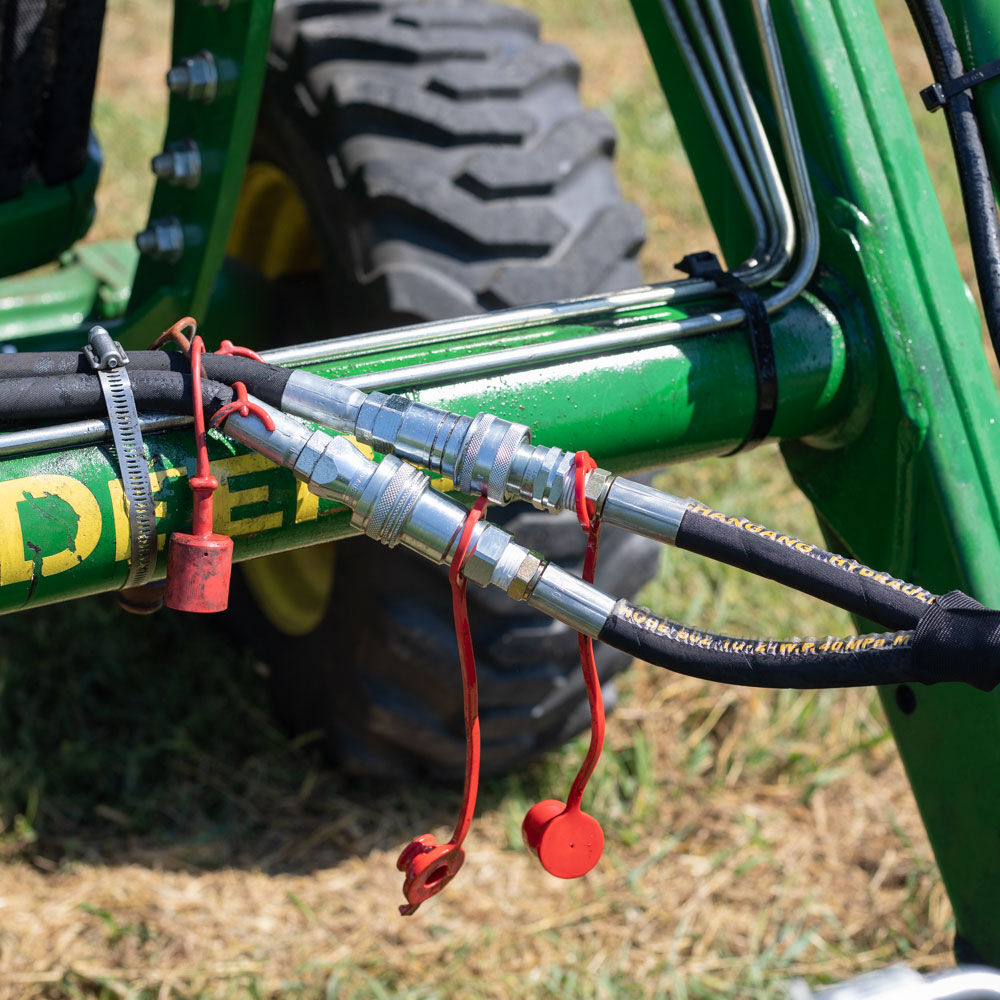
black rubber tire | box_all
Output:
[262,0,646,323]
[245,508,660,780]
[234,0,658,780]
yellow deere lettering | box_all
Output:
[212,453,283,536]
[0,475,101,585]
[295,480,320,524]
[106,466,187,559]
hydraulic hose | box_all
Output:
[5,353,1000,694]
[0,371,234,426]
[0,350,291,406]
[905,0,1000,360]
[671,501,934,630]
[598,600,916,689]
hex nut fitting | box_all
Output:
[151,139,202,188]
[507,551,543,601]
[166,51,218,103]
[584,467,614,514]
[135,216,185,263]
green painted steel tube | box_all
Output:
[0,293,854,615]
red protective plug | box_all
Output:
[397,495,489,915]
[522,451,607,879]
[522,799,605,879]
[164,334,233,613]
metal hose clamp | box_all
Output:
[86,326,158,588]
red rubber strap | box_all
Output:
[567,452,605,811]
[209,380,276,432]
[215,338,266,363]
[187,335,218,539]
[447,493,490,847]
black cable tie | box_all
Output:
[676,251,777,454]
[920,57,1000,112]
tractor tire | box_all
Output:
[227,0,657,780]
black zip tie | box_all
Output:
[921,57,1000,112]
[677,251,777,454]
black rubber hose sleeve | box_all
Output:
[598,599,917,689]
[0,371,234,427]
[0,352,291,407]
[597,592,1000,692]
[674,502,936,630]
[911,590,1000,691]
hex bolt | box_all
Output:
[135,216,185,263]
[166,51,218,104]
[151,139,202,188]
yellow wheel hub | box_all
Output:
[228,160,335,637]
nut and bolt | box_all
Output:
[166,51,218,103]
[151,139,202,188]
[135,216,185,263]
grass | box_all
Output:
[0,0,970,996]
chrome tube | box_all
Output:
[0,412,189,458]
[659,0,772,271]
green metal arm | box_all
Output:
[632,0,1000,962]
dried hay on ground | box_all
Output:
[0,664,950,999]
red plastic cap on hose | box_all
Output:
[522,799,604,879]
[163,531,233,613]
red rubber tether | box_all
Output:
[522,451,606,879]
[397,493,489,915]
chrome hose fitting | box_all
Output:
[505,441,577,512]
[282,373,532,503]
[280,371,366,435]
[279,373,691,540]
[221,397,616,636]
[348,389,532,503]
[600,477,689,544]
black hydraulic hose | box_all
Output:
[598,590,1000,691]
[905,0,1000,359]
[0,351,291,407]
[598,600,915,688]
[673,501,935,630]
[0,371,234,427]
